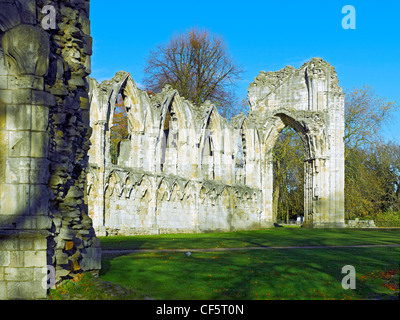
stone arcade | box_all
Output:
[88,58,346,236]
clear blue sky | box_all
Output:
[90,0,400,142]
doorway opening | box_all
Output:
[272,126,305,224]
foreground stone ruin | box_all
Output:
[88,57,346,236]
[0,0,100,299]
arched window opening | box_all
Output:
[204,135,213,157]
[161,109,178,172]
[110,93,129,165]
[235,130,246,184]
[200,109,222,180]
[201,131,215,180]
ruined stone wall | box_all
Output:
[89,58,346,235]
[0,0,100,299]
[88,72,266,235]
[87,167,262,235]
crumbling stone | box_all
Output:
[348,219,376,228]
[0,0,100,300]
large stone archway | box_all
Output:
[249,58,346,228]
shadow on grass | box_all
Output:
[99,246,400,300]
[99,228,400,251]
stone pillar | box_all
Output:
[303,159,314,227]
[0,11,52,300]
[308,74,345,228]
[213,149,223,181]
[130,131,143,169]
[260,153,274,227]
[90,120,107,235]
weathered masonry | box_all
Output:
[88,57,346,236]
[0,0,100,299]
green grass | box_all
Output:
[99,247,399,300]
[48,272,149,300]
[50,228,400,300]
[99,228,400,251]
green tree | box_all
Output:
[344,141,400,220]
[344,86,398,220]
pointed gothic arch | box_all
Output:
[199,104,224,180]
[260,108,330,226]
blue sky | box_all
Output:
[90,0,400,142]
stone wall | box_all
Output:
[348,219,376,228]
[87,167,262,235]
[0,0,100,299]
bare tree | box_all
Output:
[143,27,243,116]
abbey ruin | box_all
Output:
[88,57,346,236]
[0,0,345,300]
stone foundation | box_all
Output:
[88,168,269,236]
[348,219,376,228]
[0,231,48,299]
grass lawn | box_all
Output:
[49,228,400,300]
[99,228,400,251]
[100,247,399,300]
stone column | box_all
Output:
[130,131,143,169]
[0,22,52,299]
[213,149,223,181]
[91,120,107,235]
[260,153,274,227]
